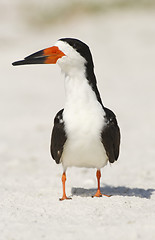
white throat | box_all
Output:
[64,74,97,109]
[55,40,87,77]
[63,73,105,126]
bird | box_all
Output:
[12,38,120,200]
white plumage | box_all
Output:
[55,40,108,171]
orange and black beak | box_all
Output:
[12,46,65,66]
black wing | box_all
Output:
[101,108,120,163]
[50,109,67,164]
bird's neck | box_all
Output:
[64,70,103,110]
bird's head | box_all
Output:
[12,38,94,77]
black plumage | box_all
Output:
[50,109,67,164]
[101,108,120,163]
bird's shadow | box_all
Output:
[71,185,155,199]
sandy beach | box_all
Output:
[0,1,155,239]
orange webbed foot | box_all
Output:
[59,195,72,201]
[92,190,103,198]
[92,190,112,198]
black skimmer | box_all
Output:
[12,38,120,200]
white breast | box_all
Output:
[61,74,108,170]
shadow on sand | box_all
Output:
[71,185,155,199]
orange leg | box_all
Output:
[59,172,72,201]
[93,170,111,198]
[93,170,102,197]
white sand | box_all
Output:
[0,5,155,240]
